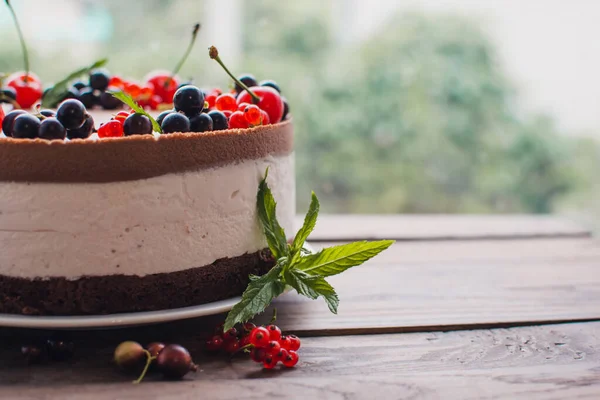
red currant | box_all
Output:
[205,94,218,109]
[146,71,179,104]
[260,110,270,125]
[239,335,251,348]
[222,110,233,119]
[249,327,270,348]
[237,86,284,124]
[140,85,154,100]
[205,335,223,352]
[272,348,288,363]
[243,322,256,333]
[114,111,129,124]
[287,335,301,351]
[229,111,249,129]
[266,325,282,342]
[215,93,237,112]
[266,340,281,355]
[108,76,125,89]
[0,107,4,131]
[279,336,292,350]
[125,82,142,99]
[282,350,299,368]
[98,120,124,138]
[238,102,251,112]
[250,347,267,363]
[223,338,240,354]
[263,354,278,369]
[244,104,262,126]
[222,327,238,341]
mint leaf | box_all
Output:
[290,191,319,262]
[285,269,339,314]
[296,240,394,277]
[224,265,285,331]
[109,90,163,133]
[257,169,288,259]
[41,58,108,108]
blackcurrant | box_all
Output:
[56,99,86,130]
[156,110,174,127]
[71,80,87,90]
[1,87,17,103]
[260,80,281,93]
[282,98,290,121]
[89,69,110,91]
[12,114,41,139]
[2,110,27,136]
[62,87,80,102]
[77,88,97,109]
[67,114,94,139]
[124,113,153,136]
[161,112,190,134]
[207,110,228,131]
[38,118,66,140]
[173,85,205,116]
[189,113,213,133]
[235,74,258,94]
[99,88,123,110]
[40,109,56,118]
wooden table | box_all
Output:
[1,215,599,399]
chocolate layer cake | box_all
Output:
[0,120,294,315]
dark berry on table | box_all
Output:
[222,327,238,341]
[2,110,27,136]
[156,344,196,379]
[67,114,94,139]
[235,74,258,94]
[146,342,166,358]
[208,110,228,131]
[189,113,213,133]
[40,109,56,118]
[266,325,282,342]
[249,326,270,348]
[89,69,110,91]
[156,110,174,127]
[77,88,97,109]
[46,339,74,361]
[114,341,146,370]
[124,113,153,136]
[1,87,17,103]
[205,335,224,352]
[71,80,87,90]
[282,98,290,121]
[12,114,41,139]
[250,347,267,363]
[173,85,205,117]
[260,80,281,93]
[56,99,86,130]
[21,345,44,364]
[38,118,66,140]
[161,112,190,134]
[99,88,123,110]
[282,350,299,368]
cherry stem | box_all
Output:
[208,46,260,104]
[165,23,201,89]
[4,0,30,81]
[132,350,155,384]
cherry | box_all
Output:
[189,113,213,133]
[1,110,26,136]
[287,335,301,351]
[263,354,278,369]
[234,74,258,94]
[38,118,66,140]
[124,113,153,136]
[98,120,124,138]
[56,99,86,130]
[6,74,42,109]
[146,72,179,104]
[244,104,262,126]
[223,338,240,354]
[12,113,40,139]
[161,112,190,134]
[215,93,237,112]
[67,114,94,139]
[156,344,196,379]
[282,350,299,368]
[229,111,249,129]
[237,87,283,124]
[250,347,267,363]
[146,342,166,358]
[205,335,224,352]
[249,326,270,348]
[114,341,146,370]
[266,325,282,342]
[208,110,228,131]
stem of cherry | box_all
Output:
[208,46,260,104]
[4,0,30,81]
[165,23,201,89]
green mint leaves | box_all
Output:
[223,169,394,331]
[109,90,163,133]
[41,59,108,108]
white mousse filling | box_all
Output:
[0,153,295,279]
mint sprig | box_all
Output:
[109,90,162,133]
[223,170,394,331]
[41,59,108,108]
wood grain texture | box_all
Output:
[0,322,598,399]
[300,214,591,241]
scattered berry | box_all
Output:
[189,113,213,133]
[114,341,146,370]
[229,111,250,129]
[12,113,40,139]
[238,102,251,112]
[282,350,299,368]
[207,110,228,131]
[249,326,270,348]
[109,75,124,89]
[243,322,257,333]
[71,80,87,90]
[161,112,190,134]
[239,335,251,348]
[38,118,66,140]
[156,344,196,379]
[146,72,179,104]
[215,93,237,112]
[98,120,124,138]
[67,114,94,140]
[124,113,153,136]
[56,99,86,130]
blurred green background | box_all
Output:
[1,0,599,217]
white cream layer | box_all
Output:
[0,153,295,279]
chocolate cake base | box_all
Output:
[0,250,274,316]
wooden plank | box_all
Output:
[1,322,598,399]
[256,238,600,334]
[300,214,591,241]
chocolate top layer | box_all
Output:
[0,120,293,183]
